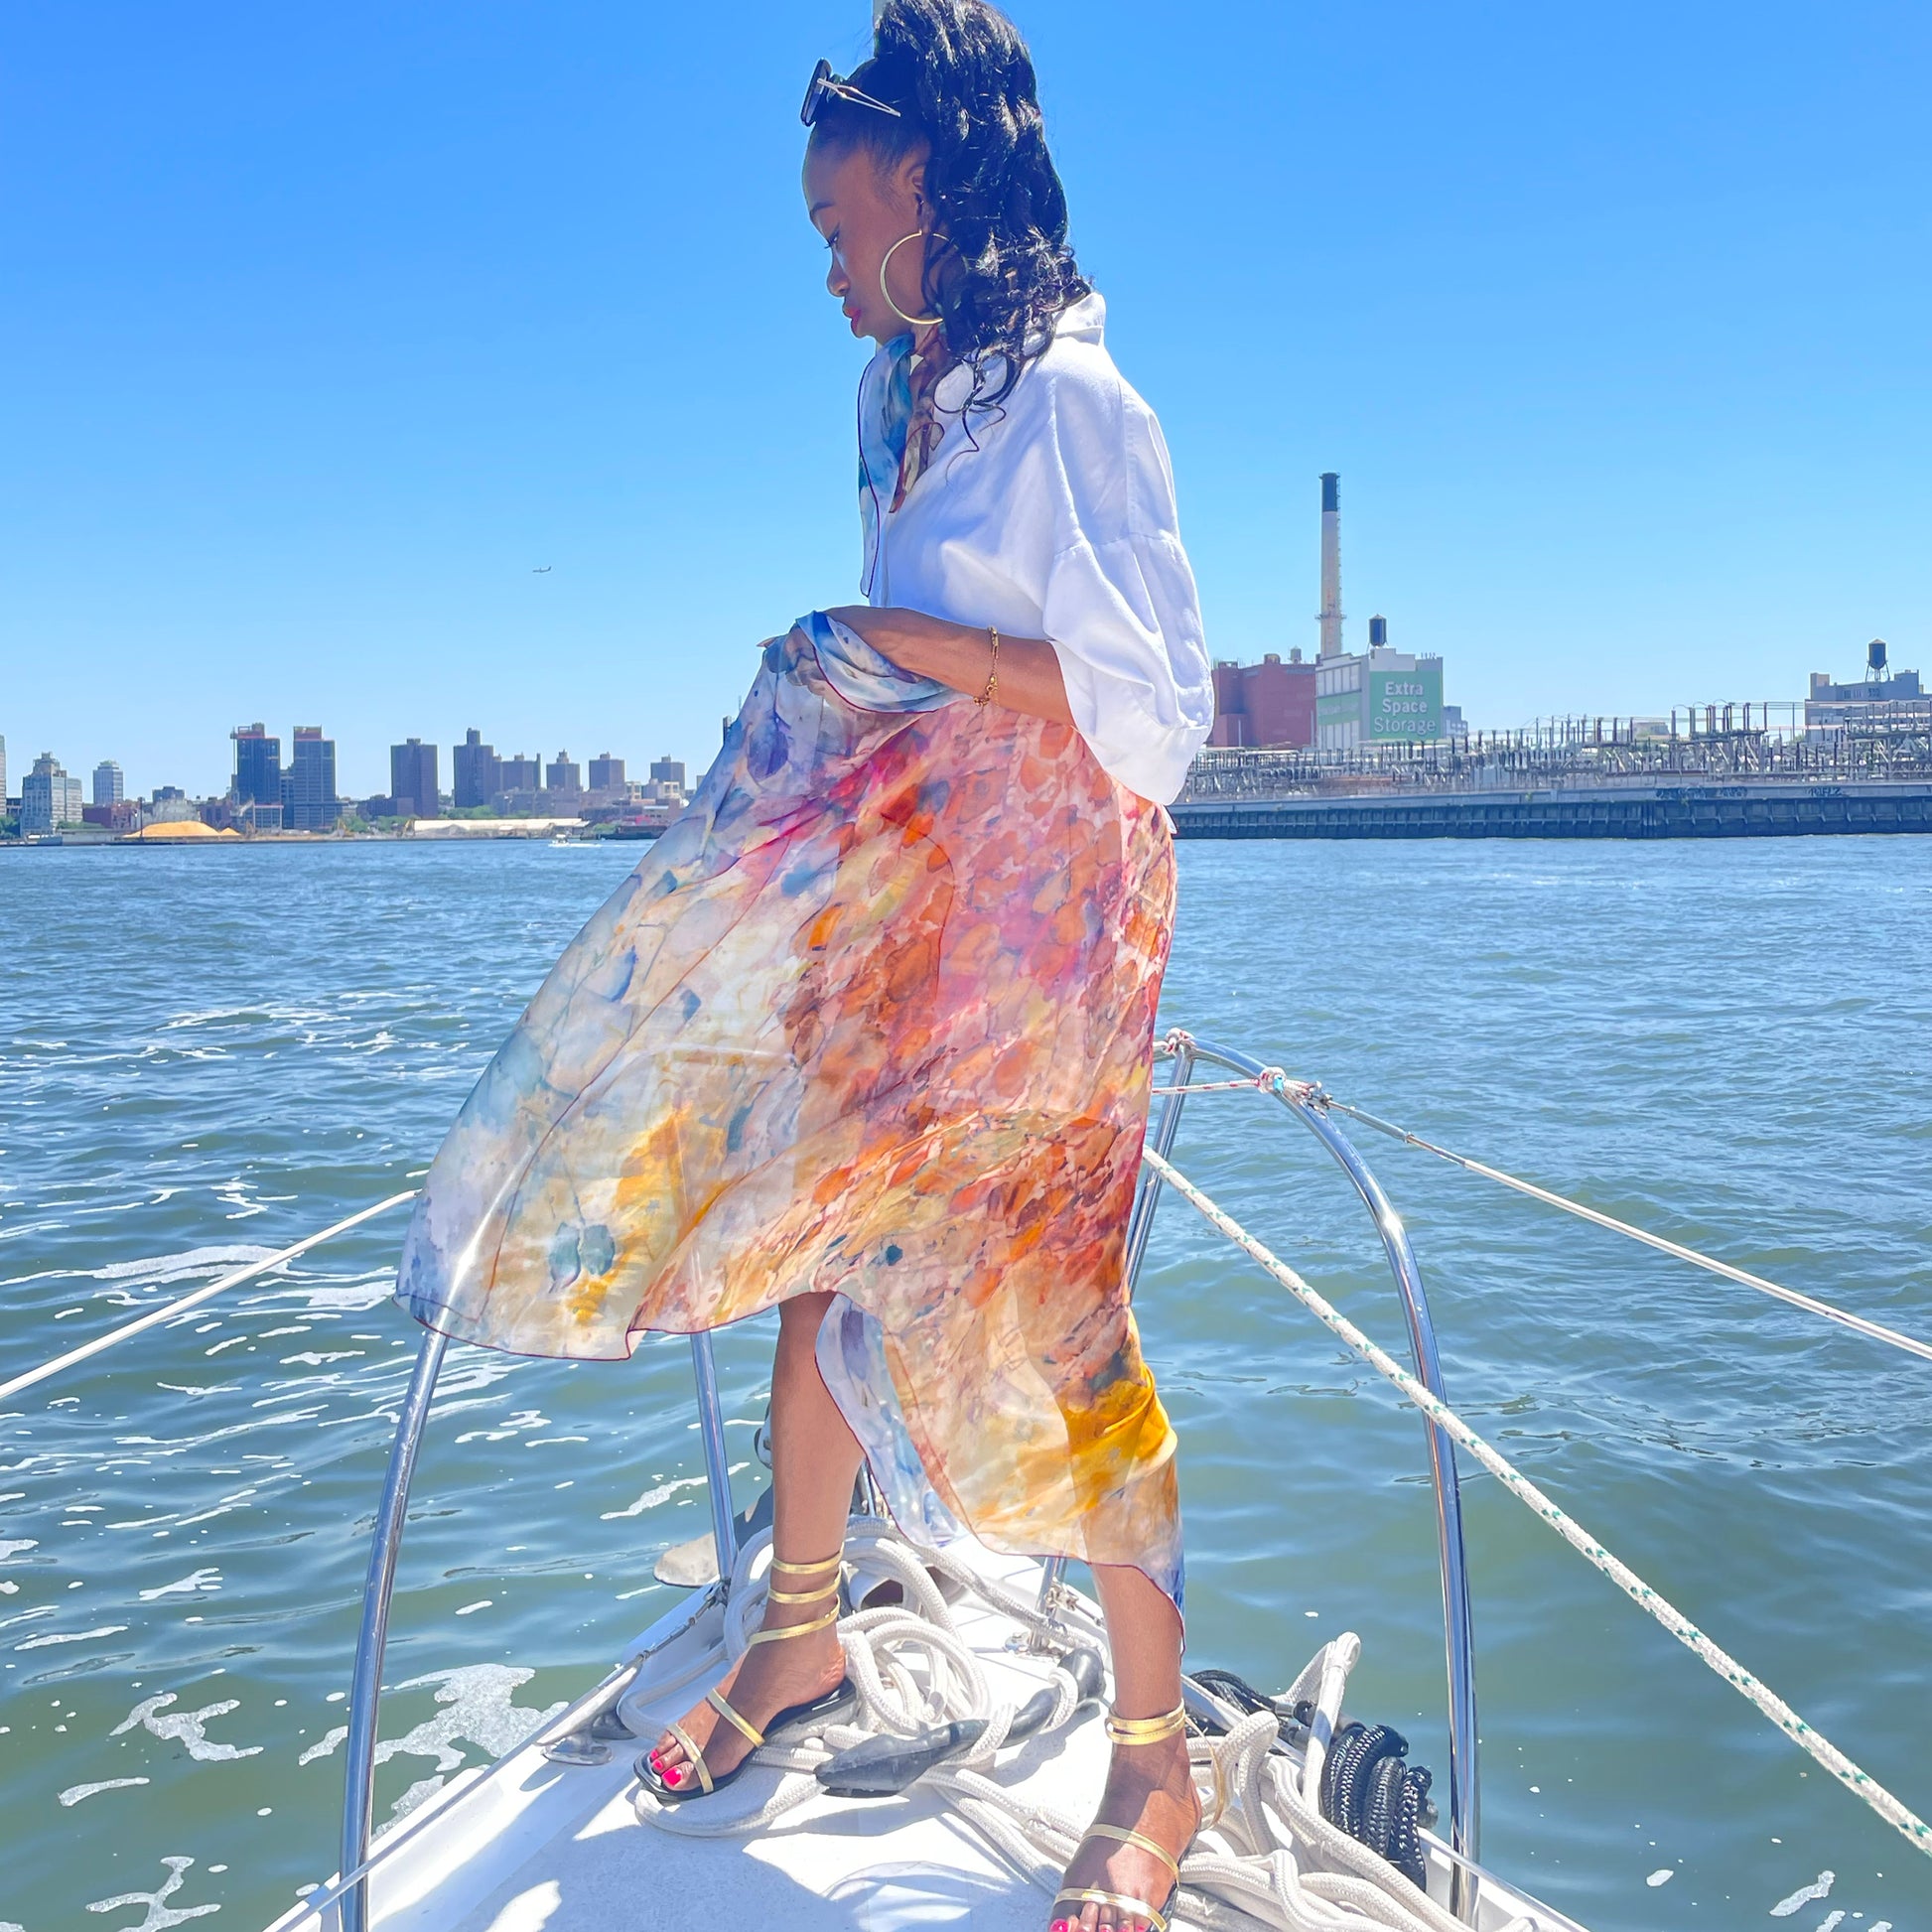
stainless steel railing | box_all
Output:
[1132,1033,1481,1922]
[689,1334,741,1579]
[1021,1031,1479,1917]
[339,1328,447,1932]
[261,1030,1473,1926]
[334,1326,741,1932]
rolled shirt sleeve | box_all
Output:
[1035,358,1214,805]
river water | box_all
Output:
[2,836,1928,1932]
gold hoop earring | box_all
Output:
[880,231,942,328]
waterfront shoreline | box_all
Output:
[0,825,661,851]
[1173,776,1932,839]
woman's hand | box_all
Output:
[823,605,1075,728]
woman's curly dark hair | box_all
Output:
[808,0,1089,409]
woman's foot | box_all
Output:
[1051,1726,1200,1932]
[645,1565,846,1791]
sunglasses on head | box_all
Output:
[800,58,903,126]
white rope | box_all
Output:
[1311,1095,1932,1366]
[1152,1074,1289,1098]
[1140,1144,1932,1864]
[631,1528,1005,1838]
[631,1525,1449,1929]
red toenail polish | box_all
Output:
[666,1768,681,1785]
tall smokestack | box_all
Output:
[1317,472,1344,659]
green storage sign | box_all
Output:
[1369,663,1444,740]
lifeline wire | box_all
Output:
[1311,1094,1932,1367]
[1138,1145,1932,1863]
[0,1190,420,1406]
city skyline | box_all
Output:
[1,721,693,842]
[0,716,699,811]
[11,618,1916,815]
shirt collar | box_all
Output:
[880,290,1109,418]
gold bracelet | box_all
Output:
[974,625,1001,707]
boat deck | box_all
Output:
[270,1546,1584,1932]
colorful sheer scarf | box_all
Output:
[890,327,950,511]
[395,615,1184,1608]
[860,327,959,591]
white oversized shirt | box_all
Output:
[858,293,1213,805]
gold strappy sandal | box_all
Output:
[637,1551,853,1804]
[1050,1703,1193,1932]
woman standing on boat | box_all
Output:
[398,4,1212,1927]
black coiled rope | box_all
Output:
[1311,1713,1433,1890]
[1186,1668,1437,1891]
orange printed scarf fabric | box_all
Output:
[396,614,1183,1607]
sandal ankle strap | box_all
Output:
[765,1579,841,1605]
[767,1550,843,1578]
[1104,1702,1187,1746]
[746,1602,842,1646]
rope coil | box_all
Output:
[627,1524,1465,1929]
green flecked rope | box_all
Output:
[1138,1144,1932,1862]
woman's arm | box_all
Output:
[823,605,1075,728]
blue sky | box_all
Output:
[4,1,1927,798]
